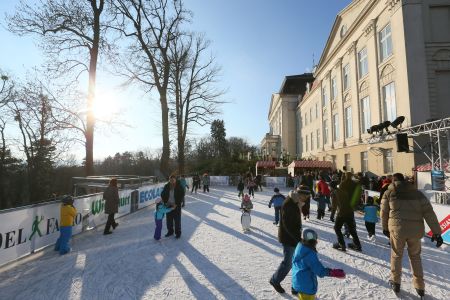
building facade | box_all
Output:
[298,0,450,176]
[261,74,314,162]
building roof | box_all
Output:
[256,161,277,168]
[288,160,333,169]
[278,74,315,95]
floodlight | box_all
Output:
[382,121,392,134]
[391,116,405,129]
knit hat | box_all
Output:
[303,229,318,242]
[61,195,73,205]
[273,187,279,193]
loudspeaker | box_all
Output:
[396,133,409,152]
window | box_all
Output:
[305,113,308,125]
[331,77,337,100]
[383,82,397,121]
[316,129,320,149]
[333,113,339,142]
[311,132,314,150]
[345,106,352,138]
[361,151,368,172]
[315,103,319,118]
[322,86,328,107]
[305,136,309,152]
[379,24,393,62]
[360,96,371,133]
[358,47,368,78]
[310,107,313,121]
[345,153,351,171]
[343,64,350,90]
[323,120,329,144]
[384,149,393,173]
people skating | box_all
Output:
[329,174,339,222]
[54,195,77,255]
[103,178,120,235]
[237,178,245,199]
[191,174,200,194]
[313,193,327,220]
[268,187,285,225]
[202,173,210,193]
[255,174,263,191]
[179,175,188,207]
[292,229,346,299]
[240,194,253,231]
[153,198,175,240]
[247,178,256,198]
[331,172,362,252]
[270,190,309,295]
[299,181,311,220]
[381,173,443,297]
[316,175,331,211]
[363,196,379,241]
[161,175,186,239]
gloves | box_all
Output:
[431,234,443,248]
[383,230,390,238]
[329,269,346,278]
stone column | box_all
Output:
[348,41,362,143]
[335,57,345,147]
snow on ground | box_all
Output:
[1,187,449,300]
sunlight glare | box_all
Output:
[92,90,118,120]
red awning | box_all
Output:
[256,161,276,168]
[290,160,333,169]
[414,162,449,172]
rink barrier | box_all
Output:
[0,183,164,268]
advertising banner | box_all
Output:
[0,183,161,267]
[265,177,286,188]
[138,183,165,210]
[210,176,229,186]
[425,202,450,245]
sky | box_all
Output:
[0,0,352,161]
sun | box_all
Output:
[92,90,118,120]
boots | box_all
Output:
[389,280,400,293]
[416,289,425,298]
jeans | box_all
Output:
[334,215,361,248]
[274,206,281,224]
[271,244,296,284]
[55,226,72,255]
[203,185,209,192]
[166,206,182,236]
[154,218,163,240]
[248,187,254,197]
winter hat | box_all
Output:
[303,229,318,242]
[273,187,280,193]
[155,198,162,204]
[62,195,73,205]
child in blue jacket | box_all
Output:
[268,187,285,225]
[292,229,345,299]
[363,196,379,241]
[154,198,175,240]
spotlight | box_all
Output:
[367,124,380,135]
[382,121,391,134]
[391,116,405,129]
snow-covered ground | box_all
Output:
[1,187,449,300]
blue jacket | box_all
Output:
[292,243,330,295]
[269,193,285,207]
[154,204,173,220]
[363,205,379,223]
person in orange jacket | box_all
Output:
[54,195,77,255]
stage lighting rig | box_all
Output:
[390,116,405,129]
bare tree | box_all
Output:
[169,34,225,174]
[7,0,108,176]
[110,0,190,177]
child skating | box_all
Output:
[268,187,285,225]
[292,229,346,299]
[363,196,379,241]
[240,194,253,232]
[54,195,77,255]
[154,198,175,240]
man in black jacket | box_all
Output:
[161,174,185,238]
[270,189,308,295]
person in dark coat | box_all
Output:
[103,178,120,235]
[332,172,362,251]
[270,189,309,295]
[161,174,186,238]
